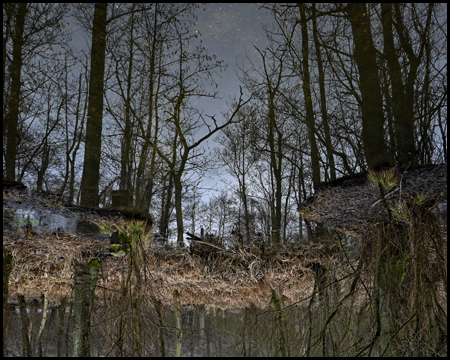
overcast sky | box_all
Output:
[188,4,273,194]
[192,3,272,100]
[188,4,273,121]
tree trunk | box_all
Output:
[241,175,251,243]
[199,304,206,356]
[312,3,335,181]
[57,297,67,357]
[2,4,15,112]
[381,3,409,164]
[267,96,282,245]
[347,3,392,169]
[71,72,88,202]
[72,259,102,357]
[135,5,160,211]
[173,172,184,245]
[150,295,166,357]
[173,290,182,357]
[271,289,287,357]
[80,3,107,208]
[119,7,135,207]
[159,174,173,238]
[5,3,27,181]
[18,294,32,357]
[3,254,14,357]
[37,292,48,357]
[36,141,50,192]
[143,8,162,212]
[392,4,433,166]
[299,3,321,189]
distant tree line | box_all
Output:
[3,3,447,245]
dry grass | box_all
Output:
[3,230,108,304]
[3,230,346,309]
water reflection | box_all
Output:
[3,207,99,236]
[3,200,446,356]
[3,302,307,357]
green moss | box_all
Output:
[94,218,153,257]
[11,218,38,228]
[109,244,120,252]
[413,193,427,206]
[368,168,398,189]
[110,250,127,257]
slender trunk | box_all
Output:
[36,142,50,192]
[241,176,251,243]
[5,3,27,181]
[392,4,433,166]
[2,4,15,115]
[299,3,321,189]
[135,140,149,209]
[271,289,287,357]
[131,295,142,356]
[160,174,173,238]
[119,8,135,207]
[173,172,184,245]
[18,294,32,356]
[283,162,294,241]
[171,85,187,246]
[199,304,206,356]
[380,68,397,155]
[371,228,383,356]
[3,254,14,357]
[275,121,283,243]
[60,55,71,195]
[136,6,159,209]
[37,292,48,357]
[57,297,67,357]
[267,94,282,244]
[151,296,166,357]
[437,109,446,163]
[173,290,182,357]
[143,102,160,211]
[144,8,162,211]
[71,72,88,202]
[312,4,335,181]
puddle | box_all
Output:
[3,207,100,236]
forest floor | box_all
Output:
[3,187,348,309]
[300,164,447,235]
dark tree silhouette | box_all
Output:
[80,3,108,208]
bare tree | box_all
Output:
[4,3,27,181]
[4,3,69,182]
[218,104,259,243]
[154,82,251,244]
